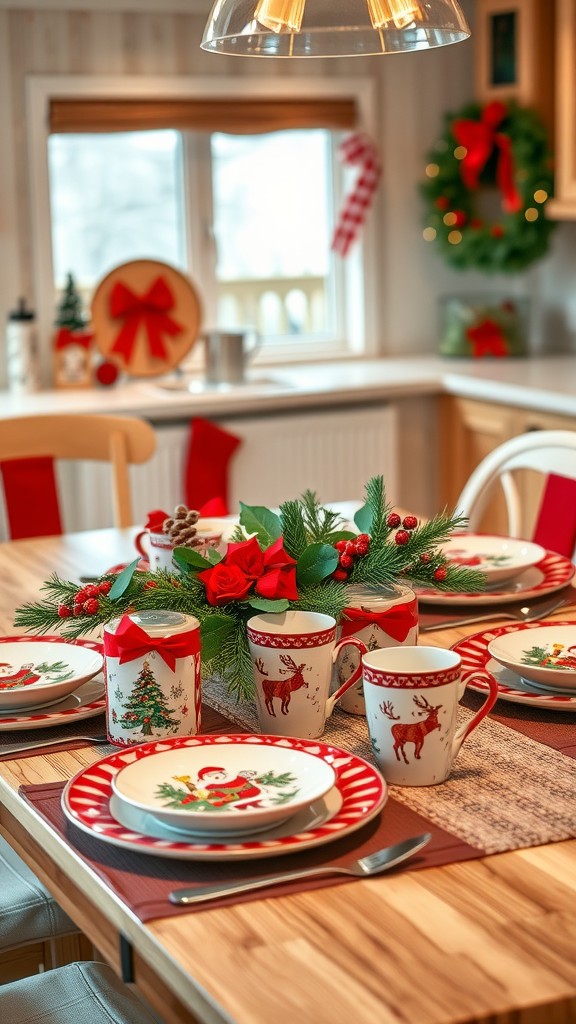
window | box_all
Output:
[29,77,378,363]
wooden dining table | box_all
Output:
[0,527,575,1024]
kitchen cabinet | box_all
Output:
[440,395,576,535]
[546,0,576,218]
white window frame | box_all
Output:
[26,73,379,382]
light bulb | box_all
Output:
[254,0,306,32]
[366,0,420,30]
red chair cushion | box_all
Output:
[1,457,63,539]
[532,473,576,558]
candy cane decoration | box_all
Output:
[332,133,382,258]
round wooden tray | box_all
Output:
[91,258,202,377]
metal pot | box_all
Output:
[203,329,261,384]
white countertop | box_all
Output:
[1,355,575,421]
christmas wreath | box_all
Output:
[15,477,484,700]
[420,100,556,273]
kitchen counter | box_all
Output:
[1,354,575,421]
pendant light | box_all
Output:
[200,0,471,58]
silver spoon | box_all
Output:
[169,832,432,905]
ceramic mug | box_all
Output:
[247,610,367,739]
[103,610,202,747]
[135,520,223,570]
[362,645,499,786]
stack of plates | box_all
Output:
[62,734,387,861]
[488,624,576,695]
[0,638,104,715]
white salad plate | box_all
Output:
[488,625,576,691]
[111,736,337,836]
[417,549,575,607]
[452,621,576,710]
[62,734,387,861]
[440,534,545,587]
[0,635,104,712]
[0,677,106,730]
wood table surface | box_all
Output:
[0,529,575,1024]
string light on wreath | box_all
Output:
[420,100,556,273]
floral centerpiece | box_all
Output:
[15,477,484,699]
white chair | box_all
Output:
[0,961,159,1022]
[455,429,576,557]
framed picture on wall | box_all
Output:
[474,0,555,135]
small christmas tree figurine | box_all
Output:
[116,658,181,737]
[53,272,94,388]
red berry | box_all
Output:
[344,541,357,555]
[356,533,370,545]
[354,541,369,556]
[333,569,349,581]
[98,580,112,594]
[144,580,158,590]
[339,553,354,569]
[402,515,418,530]
[395,530,410,545]
[420,552,431,563]
[82,584,99,598]
[75,587,89,602]
[334,540,347,552]
[433,566,448,581]
[387,513,401,529]
[73,604,84,617]
[83,598,100,614]
[57,604,72,618]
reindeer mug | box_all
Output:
[362,646,499,786]
[247,611,367,739]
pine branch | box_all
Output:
[292,580,348,620]
[208,617,255,701]
[278,499,308,559]
[298,490,343,543]
[362,476,393,545]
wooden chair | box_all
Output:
[0,414,157,539]
[455,429,576,558]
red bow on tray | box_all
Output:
[109,276,183,364]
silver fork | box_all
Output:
[169,833,432,905]
[0,734,110,757]
[419,593,574,632]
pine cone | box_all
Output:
[163,505,201,548]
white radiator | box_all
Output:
[0,404,397,537]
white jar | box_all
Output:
[6,299,40,393]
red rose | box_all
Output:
[226,537,264,579]
[198,563,253,606]
[255,566,298,601]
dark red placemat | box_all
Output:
[20,779,483,921]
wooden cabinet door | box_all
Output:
[547,0,576,218]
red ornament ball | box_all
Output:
[95,360,120,387]
[402,515,418,530]
[433,566,448,581]
[395,530,410,545]
[387,512,401,529]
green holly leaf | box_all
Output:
[248,597,290,613]
[238,503,282,548]
[109,558,140,600]
[296,543,339,585]
[326,530,357,544]
[200,615,237,663]
[354,503,374,534]
[172,548,213,571]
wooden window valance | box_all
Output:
[49,97,358,135]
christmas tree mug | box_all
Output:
[247,611,367,740]
[103,611,202,747]
[362,646,499,786]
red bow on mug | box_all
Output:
[452,101,522,214]
[55,327,94,350]
[109,276,183,364]
[340,598,418,644]
[104,615,200,671]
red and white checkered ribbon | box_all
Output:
[331,132,382,257]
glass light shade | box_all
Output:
[200,0,471,57]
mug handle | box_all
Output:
[452,671,499,754]
[325,637,367,717]
[134,529,149,559]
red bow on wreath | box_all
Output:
[452,101,522,214]
[109,276,183,364]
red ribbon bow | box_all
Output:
[55,327,94,350]
[109,276,183,364]
[104,615,200,671]
[452,101,522,214]
[340,597,418,644]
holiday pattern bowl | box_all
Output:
[0,640,103,711]
[441,535,545,587]
[111,734,337,836]
[488,624,576,690]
